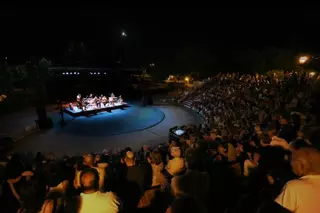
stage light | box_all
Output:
[74,72,76,74]
[98,72,100,75]
[299,56,309,64]
[77,72,80,75]
[94,72,96,75]
[90,72,92,75]
[62,73,65,75]
[104,72,106,75]
[66,72,69,75]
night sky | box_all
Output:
[0,8,318,68]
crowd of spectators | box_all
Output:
[0,71,320,213]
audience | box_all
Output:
[1,71,320,213]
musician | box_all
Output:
[69,103,74,111]
[77,94,81,102]
[94,96,100,108]
[102,96,107,106]
[118,95,123,104]
[77,94,82,108]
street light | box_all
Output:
[298,56,309,64]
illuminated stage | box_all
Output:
[64,102,129,117]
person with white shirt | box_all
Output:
[275,147,320,213]
[78,168,121,213]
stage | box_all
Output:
[64,102,129,117]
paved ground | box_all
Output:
[8,102,203,157]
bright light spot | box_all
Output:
[94,72,96,75]
[98,72,100,75]
[66,72,69,75]
[299,56,309,64]
[185,77,190,82]
[62,73,65,75]
[5,57,7,60]
[104,72,106,75]
[309,72,316,77]
[122,32,127,37]
[74,72,76,74]
[90,72,92,75]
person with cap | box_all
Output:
[124,151,151,192]
[122,150,152,211]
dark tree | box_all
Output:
[29,58,52,129]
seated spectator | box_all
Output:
[257,201,292,213]
[289,139,312,151]
[171,148,210,201]
[267,125,290,150]
[39,164,69,213]
[74,154,106,190]
[4,154,25,213]
[214,142,228,162]
[138,150,167,209]
[243,146,260,177]
[275,147,320,213]
[165,147,185,176]
[166,194,206,213]
[147,150,166,187]
[76,168,121,213]
[121,151,152,211]
[18,170,45,213]
[278,114,297,143]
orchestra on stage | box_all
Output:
[69,93,124,112]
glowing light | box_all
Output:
[66,72,69,75]
[121,32,127,37]
[185,77,190,82]
[309,72,316,77]
[98,72,100,75]
[299,56,309,64]
[74,72,76,74]
[62,73,65,75]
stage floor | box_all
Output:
[58,103,165,137]
[11,102,203,156]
